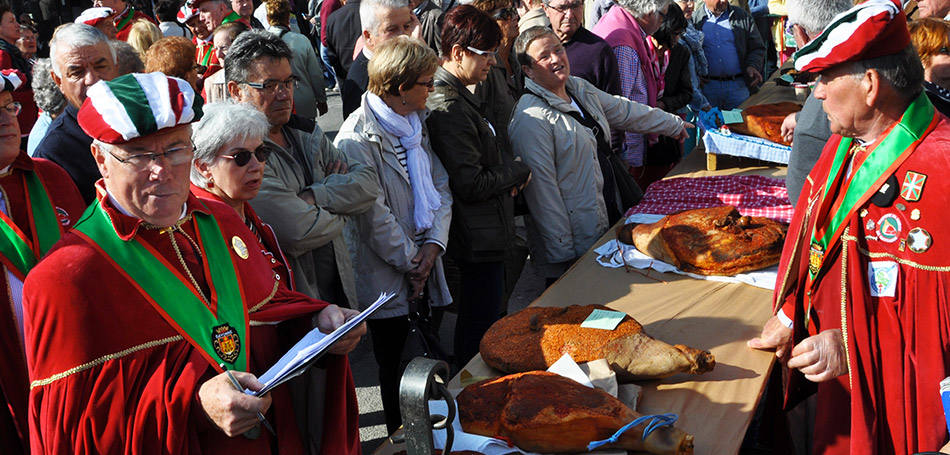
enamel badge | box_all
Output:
[809,242,824,276]
[907,227,932,253]
[231,235,249,259]
[212,323,241,364]
[900,171,927,202]
[877,214,901,243]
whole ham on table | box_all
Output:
[479,305,715,381]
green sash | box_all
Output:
[221,11,243,25]
[115,6,137,32]
[808,92,938,281]
[0,171,62,280]
[75,201,248,371]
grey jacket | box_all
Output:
[510,76,684,264]
[692,4,766,85]
[334,96,453,318]
[249,117,377,308]
[271,26,328,119]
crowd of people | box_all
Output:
[0,0,946,453]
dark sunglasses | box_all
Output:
[222,147,271,166]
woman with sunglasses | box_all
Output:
[334,36,452,434]
[190,102,293,288]
[427,6,531,371]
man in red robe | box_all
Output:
[192,0,249,78]
[749,1,950,453]
[0,70,84,455]
[22,72,365,454]
[94,0,158,41]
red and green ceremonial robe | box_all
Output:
[0,152,83,455]
[23,184,357,455]
[191,185,362,454]
[774,92,950,454]
[114,6,158,42]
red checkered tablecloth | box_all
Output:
[626,175,793,223]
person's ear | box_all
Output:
[90,142,110,178]
[50,68,62,89]
[451,44,465,64]
[791,24,809,49]
[227,80,242,100]
[194,157,214,182]
[863,68,880,108]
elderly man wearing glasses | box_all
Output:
[544,0,621,96]
[227,30,376,309]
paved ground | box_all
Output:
[316,89,547,454]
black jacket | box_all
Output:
[33,105,98,204]
[426,67,530,262]
[661,42,693,113]
[341,51,368,120]
[325,0,362,80]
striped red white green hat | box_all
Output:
[77,73,204,145]
[0,70,24,92]
[74,7,114,27]
[794,0,910,73]
[178,4,198,23]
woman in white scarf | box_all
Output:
[333,36,453,434]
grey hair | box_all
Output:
[190,102,270,188]
[225,29,293,84]
[31,58,67,115]
[360,0,410,35]
[514,26,559,67]
[846,45,924,104]
[49,23,116,77]
[616,0,670,17]
[109,40,145,76]
[786,0,852,37]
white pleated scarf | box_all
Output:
[366,92,442,232]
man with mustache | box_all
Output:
[228,30,376,307]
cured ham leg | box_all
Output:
[458,371,694,454]
[479,305,714,380]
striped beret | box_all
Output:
[178,5,198,23]
[77,73,204,145]
[794,0,910,73]
[75,7,115,27]
[0,70,24,93]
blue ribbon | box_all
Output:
[586,413,678,451]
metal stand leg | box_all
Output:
[397,358,455,455]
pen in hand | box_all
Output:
[219,363,276,436]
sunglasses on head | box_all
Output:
[222,146,271,166]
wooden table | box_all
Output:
[376,155,788,455]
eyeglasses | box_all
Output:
[220,146,271,166]
[107,144,193,170]
[491,7,519,20]
[1,101,21,116]
[241,76,299,94]
[547,1,583,12]
[415,78,435,89]
[466,46,498,59]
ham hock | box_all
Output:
[480,305,714,381]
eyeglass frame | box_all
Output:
[106,143,194,170]
[239,76,300,94]
[465,46,498,59]
[0,101,21,116]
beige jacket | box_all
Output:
[334,98,453,318]
[249,117,377,308]
[509,76,684,264]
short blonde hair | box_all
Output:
[367,36,439,97]
[910,18,950,69]
[126,20,162,61]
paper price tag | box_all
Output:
[722,109,744,124]
[580,309,627,330]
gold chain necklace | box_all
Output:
[166,224,211,306]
